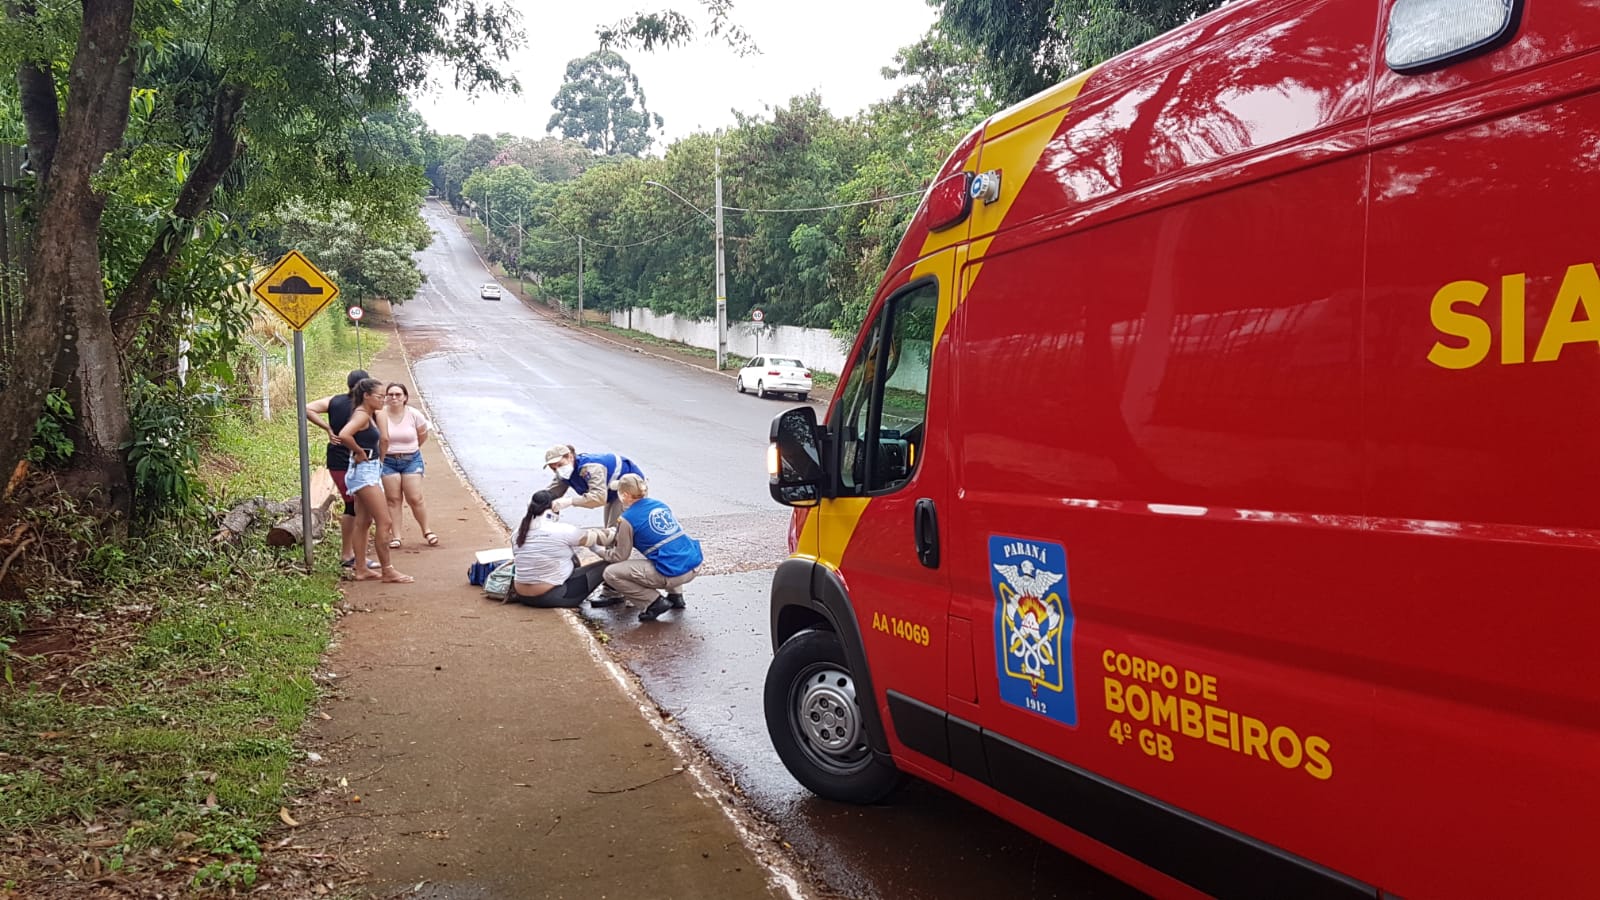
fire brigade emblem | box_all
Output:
[990,536,1077,727]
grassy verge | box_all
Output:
[211,308,389,501]
[0,304,380,893]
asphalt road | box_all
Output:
[398,201,1144,900]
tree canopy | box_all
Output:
[939,0,1227,103]
[547,50,664,157]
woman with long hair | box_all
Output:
[337,378,413,584]
[508,490,609,607]
[380,382,437,548]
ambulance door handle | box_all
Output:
[914,498,940,569]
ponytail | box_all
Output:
[349,377,382,406]
[513,490,556,547]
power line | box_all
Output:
[555,214,704,249]
[473,182,923,250]
[485,205,705,250]
[723,188,925,214]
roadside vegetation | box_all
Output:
[0,309,382,894]
[437,0,1226,340]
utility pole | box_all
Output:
[517,204,525,280]
[714,146,727,370]
[577,235,584,327]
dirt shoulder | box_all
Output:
[297,334,793,899]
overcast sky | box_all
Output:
[411,0,940,147]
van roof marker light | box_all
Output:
[927,172,974,232]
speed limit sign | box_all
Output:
[751,309,764,323]
[348,305,364,322]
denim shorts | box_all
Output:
[345,458,384,494]
[382,451,425,477]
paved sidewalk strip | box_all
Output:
[302,335,790,899]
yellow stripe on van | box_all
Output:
[809,69,1101,569]
[958,67,1098,302]
[986,67,1098,139]
[797,497,872,571]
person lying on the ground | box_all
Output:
[509,489,612,608]
[589,474,703,623]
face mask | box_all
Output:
[555,463,574,480]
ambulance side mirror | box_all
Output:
[768,407,824,507]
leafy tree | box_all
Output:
[462,163,551,268]
[938,0,1226,103]
[0,0,520,516]
[424,131,467,195]
[547,50,663,157]
[490,136,594,183]
[597,0,757,56]
[264,199,429,308]
[439,133,501,207]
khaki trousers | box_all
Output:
[602,559,700,604]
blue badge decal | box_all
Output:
[990,536,1076,726]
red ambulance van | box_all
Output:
[762,1,1600,897]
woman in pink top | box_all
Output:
[380,383,438,547]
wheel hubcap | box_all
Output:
[795,666,862,765]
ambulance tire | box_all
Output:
[765,629,902,804]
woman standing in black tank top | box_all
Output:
[337,378,412,583]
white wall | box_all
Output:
[610,308,851,374]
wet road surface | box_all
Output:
[398,202,1146,900]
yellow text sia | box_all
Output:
[1101,650,1333,781]
[1428,263,1600,369]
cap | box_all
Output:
[544,445,569,466]
[609,473,648,495]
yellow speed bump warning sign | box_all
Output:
[253,250,340,330]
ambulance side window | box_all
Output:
[835,281,938,496]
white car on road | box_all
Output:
[736,356,812,401]
[480,283,502,300]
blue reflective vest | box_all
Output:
[568,452,643,505]
[621,497,702,578]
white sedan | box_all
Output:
[480,283,502,300]
[736,356,812,401]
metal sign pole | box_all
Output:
[293,329,314,573]
[356,315,363,368]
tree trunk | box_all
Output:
[0,0,137,505]
[64,255,133,515]
[215,497,298,542]
[110,84,247,346]
[267,502,334,548]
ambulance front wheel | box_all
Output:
[765,629,902,804]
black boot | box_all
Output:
[590,589,625,608]
[665,592,686,609]
[638,594,673,622]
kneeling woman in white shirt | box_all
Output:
[510,490,611,607]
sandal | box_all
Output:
[424,532,439,547]
[388,538,402,549]
[381,565,414,584]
